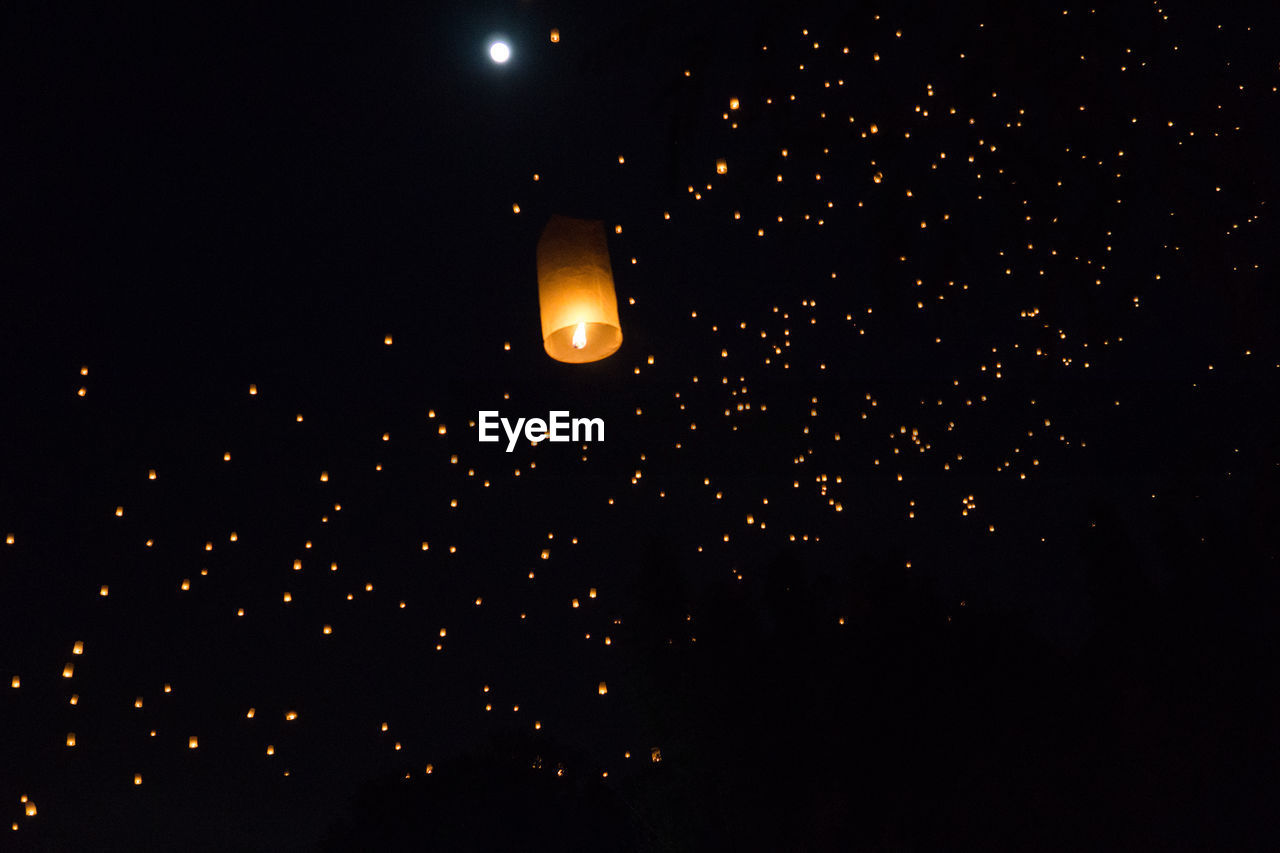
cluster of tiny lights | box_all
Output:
[4,5,1273,839]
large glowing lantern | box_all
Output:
[536,215,623,363]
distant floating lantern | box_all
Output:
[549,28,560,43]
[716,158,727,174]
[66,733,76,747]
[188,736,199,749]
[729,97,740,110]
[597,681,608,695]
[536,215,623,363]
[73,641,84,655]
[62,663,74,678]
[25,802,36,817]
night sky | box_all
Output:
[2,1,1277,850]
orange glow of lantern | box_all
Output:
[536,215,623,363]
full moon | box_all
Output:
[489,41,511,63]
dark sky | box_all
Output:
[1,1,1276,850]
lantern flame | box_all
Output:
[572,321,588,349]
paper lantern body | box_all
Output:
[536,215,623,363]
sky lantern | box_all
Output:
[536,215,623,363]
